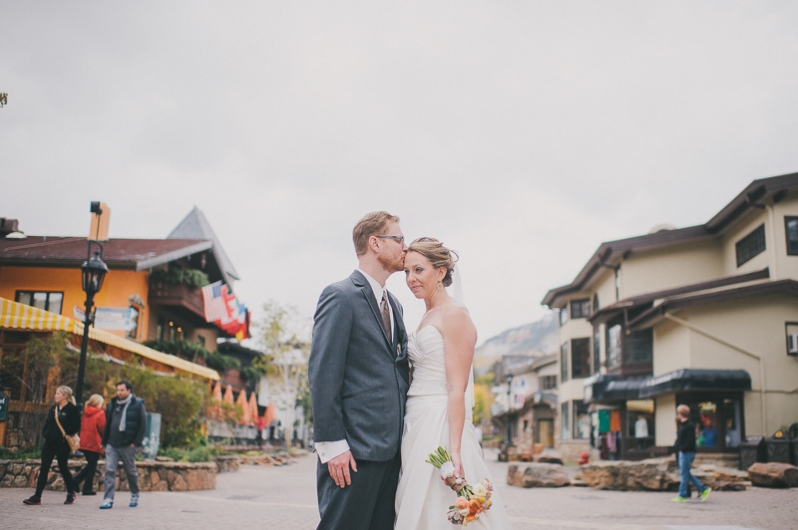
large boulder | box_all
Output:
[579,458,678,491]
[747,462,798,488]
[507,463,570,488]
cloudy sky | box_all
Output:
[2,2,798,344]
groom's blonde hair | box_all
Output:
[353,211,400,256]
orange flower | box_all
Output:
[469,499,483,516]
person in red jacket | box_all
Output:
[72,394,106,496]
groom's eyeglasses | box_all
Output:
[376,235,405,245]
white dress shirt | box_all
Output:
[315,269,395,464]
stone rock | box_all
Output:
[155,456,175,462]
[535,455,564,466]
[168,470,188,491]
[579,458,678,491]
[13,475,28,487]
[0,474,14,487]
[185,468,215,490]
[747,462,798,488]
[11,464,23,475]
[507,463,570,488]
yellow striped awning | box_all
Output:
[0,297,219,381]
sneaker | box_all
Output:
[64,492,77,505]
[671,496,688,502]
[129,493,139,508]
[700,487,712,502]
[99,500,113,509]
[23,496,42,506]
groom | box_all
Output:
[309,211,411,530]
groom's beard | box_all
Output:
[378,253,405,274]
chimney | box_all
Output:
[88,202,111,241]
[0,218,19,238]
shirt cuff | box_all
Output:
[315,439,350,464]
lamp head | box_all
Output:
[81,250,109,296]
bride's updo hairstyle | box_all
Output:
[407,237,459,287]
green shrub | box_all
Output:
[118,366,210,449]
[149,267,210,289]
[144,339,210,361]
[206,352,240,372]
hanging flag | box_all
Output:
[235,303,250,341]
[202,281,228,322]
[202,281,248,337]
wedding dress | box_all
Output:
[395,326,511,529]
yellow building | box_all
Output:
[0,207,250,446]
[543,172,798,462]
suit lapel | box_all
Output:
[351,271,394,349]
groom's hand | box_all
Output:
[327,450,357,488]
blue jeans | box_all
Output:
[678,452,706,498]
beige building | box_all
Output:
[542,172,798,461]
[494,354,558,451]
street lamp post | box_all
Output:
[505,372,513,446]
[74,242,108,410]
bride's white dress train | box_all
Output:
[395,326,511,529]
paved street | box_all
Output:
[2,449,796,530]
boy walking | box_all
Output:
[672,404,711,502]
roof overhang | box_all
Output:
[584,369,752,404]
[628,279,798,331]
[588,267,771,326]
[542,171,798,308]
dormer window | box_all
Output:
[570,299,590,319]
[786,217,798,256]
[735,224,766,267]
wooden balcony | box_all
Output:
[149,282,207,323]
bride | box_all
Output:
[395,237,511,529]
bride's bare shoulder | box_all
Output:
[440,303,475,334]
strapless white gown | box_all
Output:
[395,326,511,530]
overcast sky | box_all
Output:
[2,2,798,345]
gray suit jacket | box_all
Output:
[309,270,410,462]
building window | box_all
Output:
[561,401,571,440]
[593,327,601,374]
[624,328,653,364]
[614,268,620,301]
[559,307,569,327]
[570,299,590,319]
[606,324,622,370]
[127,304,142,340]
[156,317,165,341]
[786,217,798,256]
[15,291,63,314]
[573,400,590,440]
[198,335,206,347]
[627,399,655,451]
[735,223,766,267]
[560,342,569,383]
[540,375,557,390]
[786,322,798,356]
[592,293,599,314]
[571,338,591,379]
[676,395,743,449]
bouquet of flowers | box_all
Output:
[426,446,493,526]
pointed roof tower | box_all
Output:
[168,207,240,287]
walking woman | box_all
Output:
[23,385,80,505]
[72,394,106,495]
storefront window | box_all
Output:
[626,399,655,451]
[561,402,571,440]
[676,394,743,450]
[573,400,591,439]
[606,324,621,370]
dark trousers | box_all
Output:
[35,438,75,497]
[316,452,401,530]
[72,450,101,494]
